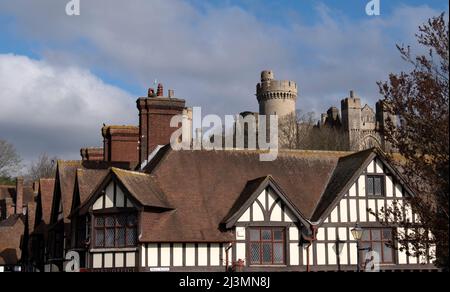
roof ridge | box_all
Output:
[112,167,148,176]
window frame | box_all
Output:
[360,228,395,265]
[366,175,385,197]
[93,212,138,249]
[247,227,286,266]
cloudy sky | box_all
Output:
[0,0,448,168]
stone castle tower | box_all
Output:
[337,90,395,151]
[256,70,297,118]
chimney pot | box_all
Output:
[148,88,155,97]
[168,89,174,98]
[157,83,164,97]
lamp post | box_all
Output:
[351,223,364,272]
[333,238,345,272]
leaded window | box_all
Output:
[367,176,384,196]
[94,213,137,248]
[249,228,285,265]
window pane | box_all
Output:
[383,243,393,263]
[262,243,272,264]
[383,229,392,240]
[372,242,382,258]
[273,243,284,264]
[273,230,283,241]
[361,230,370,241]
[361,242,371,250]
[127,215,137,227]
[262,230,271,241]
[126,227,137,246]
[95,230,104,247]
[95,217,104,227]
[116,227,126,247]
[105,216,115,227]
[250,243,261,264]
[372,229,381,241]
[250,229,260,241]
[367,177,374,196]
[105,228,115,247]
[374,178,382,196]
[116,215,126,227]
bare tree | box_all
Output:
[26,153,58,182]
[377,13,449,269]
[0,139,21,180]
[279,111,350,151]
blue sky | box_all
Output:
[0,0,448,166]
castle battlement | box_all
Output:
[256,71,297,102]
[256,70,298,117]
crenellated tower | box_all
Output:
[256,70,298,118]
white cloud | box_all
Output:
[0,1,446,163]
[0,53,136,161]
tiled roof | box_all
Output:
[37,178,55,225]
[139,148,348,242]
[311,148,375,222]
[76,169,108,205]
[0,214,24,265]
[112,168,172,210]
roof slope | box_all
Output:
[310,148,375,221]
[57,161,82,222]
[112,168,172,210]
[76,169,108,204]
[142,149,347,242]
[38,179,55,225]
[0,214,24,265]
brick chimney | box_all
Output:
[80,147,104,162]
[137,84,186,165]
[15,177,24,215]
[102,125,139,163]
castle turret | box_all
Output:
[341,90,362,150]
[376,100,396,151]
[256,70,297,118]
[341,90,361,132]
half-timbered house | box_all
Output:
[66,146,436,272]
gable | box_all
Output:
[92,179,136,211]
[319,156,416,225]
[224,176,309,229]
[236,186,297,224]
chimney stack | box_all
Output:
[15,177,24,215]
[137,85,186,165]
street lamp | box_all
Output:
[351,223,364,272]
[333,238,345,272]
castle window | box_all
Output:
[367,175,384,196]
[94,213,137,248]
[249,228,285,265]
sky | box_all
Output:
[0,0,448,169]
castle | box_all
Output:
[253,70,394,152]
